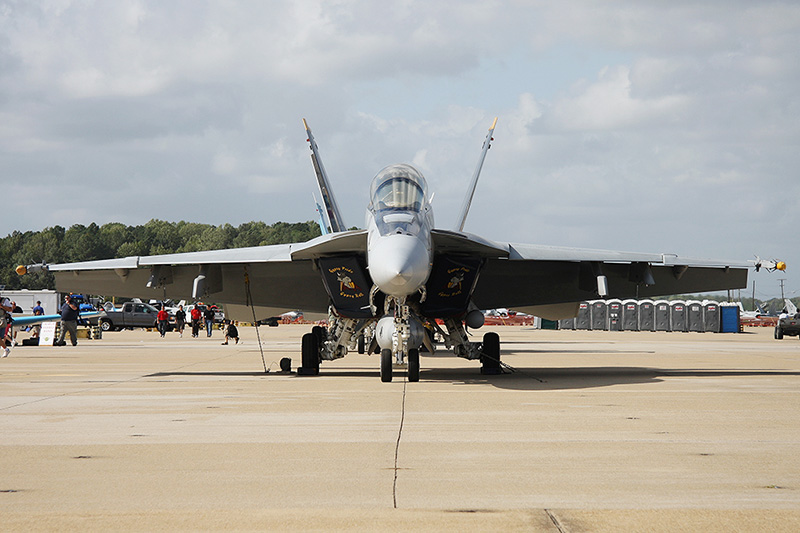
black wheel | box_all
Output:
[408,348,420,382]
[100,320,112,332]
[312,325,326,345]
[357,334,365,354]
[380,349,393,382]
[775,327,784,340]
[480,332,501,375]
[299,332,320,375]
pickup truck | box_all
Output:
[99,302,170,332]
[775,313,800,340]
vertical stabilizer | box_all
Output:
[455,117,497,232]
[304,119,346,233]
[313,194,329,235]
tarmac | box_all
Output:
[1,324,800,531]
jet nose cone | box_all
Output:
[369,234,431,297]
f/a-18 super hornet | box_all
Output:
[18,118,776,382]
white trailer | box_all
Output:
[0,289,59,315]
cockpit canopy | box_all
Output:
[369,164,428,213]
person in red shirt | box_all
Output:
[190,306,202,338]
[157,306,170,338]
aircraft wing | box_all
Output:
[426,230,748,318]
[459,236,749,317]
[25,231,368,321]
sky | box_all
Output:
[1,1,798,300]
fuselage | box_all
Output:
[366,164,434,298]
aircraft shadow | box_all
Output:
[147,367,800,392]
[147,371,287,378]
[419,366,800,391]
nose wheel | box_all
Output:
[408,348,420,382]
[381,349,393,382]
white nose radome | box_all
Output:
[368,234,431,297]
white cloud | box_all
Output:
[546,66,689,131]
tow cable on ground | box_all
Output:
[244,267,268,374]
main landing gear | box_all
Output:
[296,304,503,381]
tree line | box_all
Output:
[0,219,321,291]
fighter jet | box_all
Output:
[17,118,762,381]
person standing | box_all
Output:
[156,306,170,337]
[190,306,202,338]
[203,306,215,337]
[174,305,186,338]
[0,295,13,357]
[31,300,45,339]
[57,294,79,346]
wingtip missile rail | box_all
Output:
[753,257,787,273]
[16,263,48,276]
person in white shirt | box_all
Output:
[0,296,13,357]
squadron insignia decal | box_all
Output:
[330,266,364,299]
[439,267,470,298]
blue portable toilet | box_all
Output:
[720,303,740,333]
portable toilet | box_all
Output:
[575,302,591,330]
[560,317,576,330]
[703,300,721,332]
[607,300,623,331]
[686,300,704,332]
[590,300,608,330]
[654,300,671,331]
[670,301,688,332]
[541,319,559,330]
[621,300,639,331]
[638,300,655,331]
[720,302,740,333]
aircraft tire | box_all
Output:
[480,332,501,375]
[299,332,320,375]
[357,334,365,354]
[775,327,783,340]
[408,348,420,382]
[312,325,326,345]
[380,349,393,382]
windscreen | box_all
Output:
[369,164,428,212]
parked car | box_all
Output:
[775,313,800,339]
[99,302,173,332]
